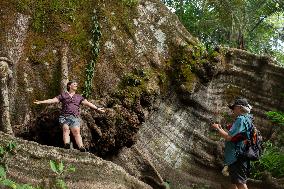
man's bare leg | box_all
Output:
[62,124,70,144]
[71,127,83,148]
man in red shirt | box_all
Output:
[34,81,105,152]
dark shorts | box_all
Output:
[228,159,250,184]
[59,115,80,128]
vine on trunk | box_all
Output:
[83,10,101,98]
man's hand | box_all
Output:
[33,100,41,105]
[97,107,105,113]
[211,123,221,131]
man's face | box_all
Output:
[232,106,242,115]
[70,82,78,91]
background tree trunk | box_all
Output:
[0,57,13,135]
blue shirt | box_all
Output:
[224,114,252,165]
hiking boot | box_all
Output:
[64,143,70,149]
[79,147,87,152]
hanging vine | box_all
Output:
[83,10,102,98]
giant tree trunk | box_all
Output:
[0,0,284,189]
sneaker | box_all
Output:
[64,143,70,149]
[79,147,87,152]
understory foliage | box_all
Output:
[0,141,16,170]
[266,110,284,146]
[251,110,284,179]
[162,0,284,64]
[251,141,284,179]
[49,160,76,189]
[266,111,284,126]
[0,141,36,189]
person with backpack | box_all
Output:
[34,80,105,152]
[211,98,253,189]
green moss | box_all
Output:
[101,0,138,42]
[27,35,57,66]
[114,68,154,105]
[167,44,202,92]
[15,0,94,58]
[210,51,220,59]
[121,0,138,7]
[180,64,197,92]
[13,0,96,98]
[167,42,226,94]
[31,36,47,51]
[157,72,167,85]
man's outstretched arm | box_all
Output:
[34,97,59,104]
[81,99,105,113]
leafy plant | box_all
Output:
[0,141,17,171]
[50,160,65,175]
[0,159,75,189]
[0,142,41,189]
[250,109,284,179]
[266,110,284,146]
[251,141,284,179]
[0,141,77,189]
[266,111,284,126]
[49,160,76,189]
[0,165,41,189]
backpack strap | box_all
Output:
[243,115,254,144]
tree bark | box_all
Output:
[60,42,69,92]
[0,57,13,135]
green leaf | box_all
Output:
[19,184,30,189]
[67,166,76,173]
[0,165,6,178]
[17,183,36,189]
[1,178,17,188]
[49,160,59,174]
[58,161,64,174]
[55,179,68,189]
[0,147,5,156]
[6,141,17,152]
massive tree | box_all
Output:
[1,0,284,188]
